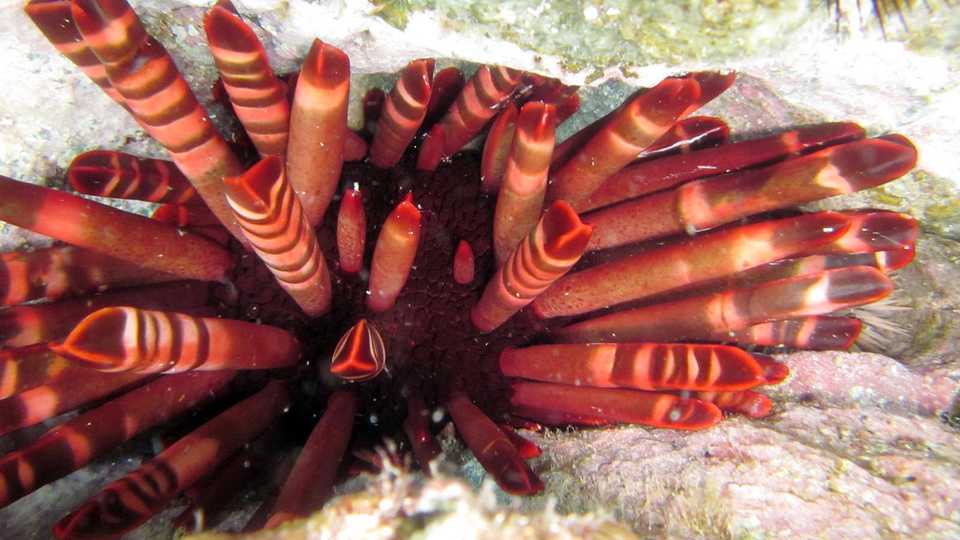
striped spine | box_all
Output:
[224,157,333,316]
[54,381,289,540]
[51,306,301,373]
[204,0,290,157]
[69,0,247,244]
[369,58,435,168]
[68,150,200,205]
[471,200,592,333]
[500,343,766,392]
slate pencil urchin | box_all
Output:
[0,0,921,537]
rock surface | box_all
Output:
[0,1,958,539]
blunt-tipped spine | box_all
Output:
[510,381,722,430]
[54,381,289,540]
[480,103,518,193]
[68,150,200,205]
[70,0,247,244]
[712,316,863,350]
[492,102,556,266]
[24,0,127,107]
[581,121,865,212]
[367,194,422,312]
[555,266,893,343]
[204,0,290,157]
[0,370,148,437]
[548,73,733,211]
[472,200,592,333]
[51,306,301,373]
[224,156,333,316]
[0,281,209,349]
[265,390,356,528]
[534,212,851,319]
[447,392,543,495]
[418,65,522,168]
[0,175,232,282]
[583,136,917,250]
[285,39,350,226]
[370,59,434,168]
[337,188,366,274]
[403,393,441,473]
[500,343,765,392]
[0,370,234,508]
[0,246,178,307]
[453,240,476,285]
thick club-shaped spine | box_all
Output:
[337,188,366,274]
[224,156,333,316]
[24,0,127,108]
[205,0,291,157]
[286,39,350,226]
[0,175,232,282]
[493,102,556,266]
[548,72,734,211]
[370,58,435,168]
[54,381,289,540]
[265,390,356,528]
[70,0,247,244]
[418,65,523,168]
[510,381,721,430]
[500,343,766,392]
[583,135,917,250]
[0,280,209,349]
[68,150,200,205]
[0,369,148,436]
[581,121,865,212]
[51,306,301,373]
[0,246,174,307]
[534,212,851,319]
[367,194,422,313]
[472,200,592,333]
[447,392,543,495]
[556,266,893,343]
[709,316,863,350]
[0,370,234,508]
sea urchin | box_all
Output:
[0,0,920,538]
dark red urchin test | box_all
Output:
[0,0,921,537]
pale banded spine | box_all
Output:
[366,194,422,313]
[68,150,199,205]
[418,65,522,168]
[500,342,765,392]
[224,157,333,316]
[509,381,722,430]
[0,371,235,508]
[369,58,435,168]
[70,0,247,244]
[285,39,350,226]
[54,381,289,540]
[51,306,301,373]
[492,101,556,266]
[24,0,126,107]
[548,74,718,211]
[205,0,291,157]
[471,201,592,333]
[555,266,894,344]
